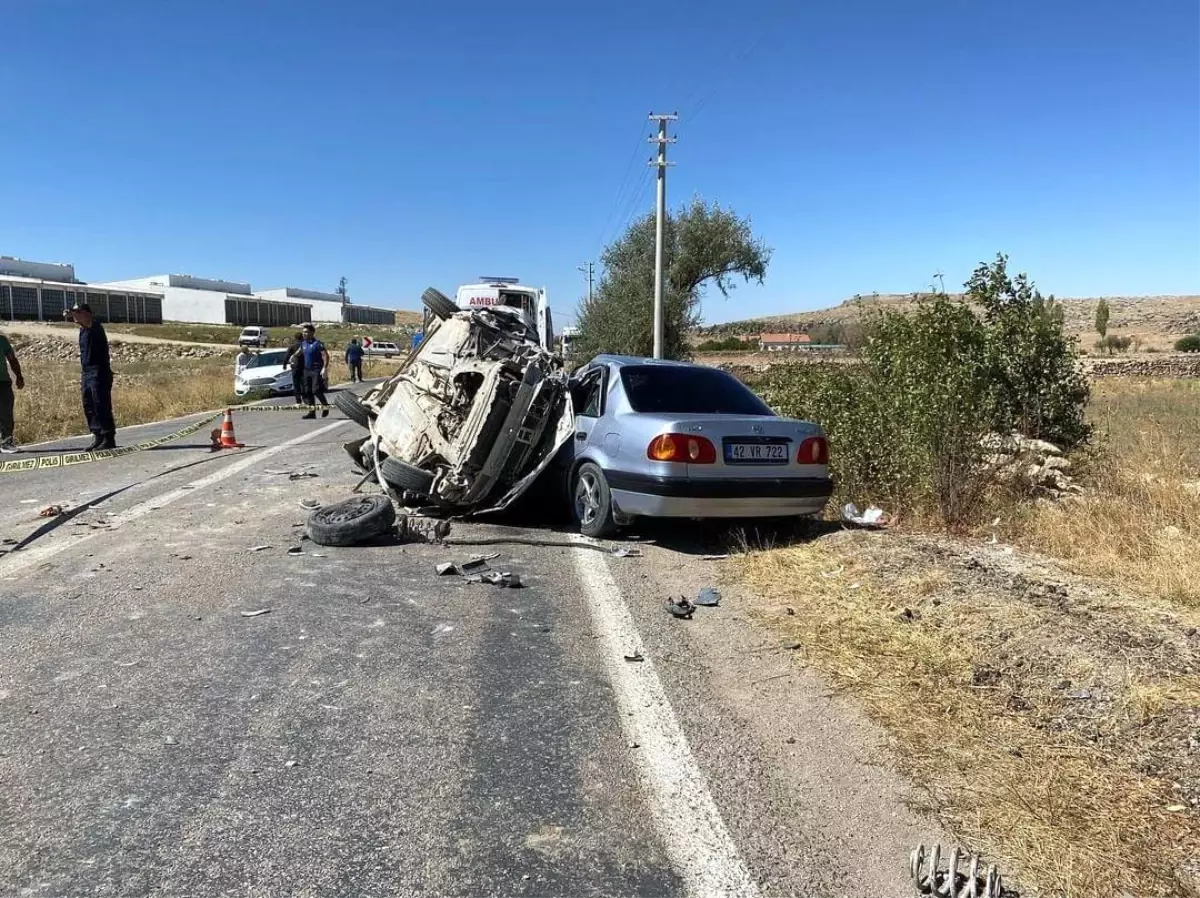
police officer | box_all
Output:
[345,338,364,383]
[69,301,117,450]
[298,325,329,419]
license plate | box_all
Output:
[725,442,788,464]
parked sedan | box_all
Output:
[233,349,294,397]
[567,355,833,537]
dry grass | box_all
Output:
[12,359,241,444]
[737,537,1200,897]
[1018,378,1200,606]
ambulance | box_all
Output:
[421,277,554,351]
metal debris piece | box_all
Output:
[666,597,695,619]
[480,571,522,588]
[298,499,321,510]
[436,561,458,576]
[610,547,643,558]
[250,545,272,552]
[623,652,645,663]
[240,609,272,617]
[286,547,304,556]
[910,843,1004,898]
[701,553,730,561]
[695,587,721,607]
[460,557,490,574]
[39,505,66,518]
[398,515,452,544]
[285,760,298,768]
[164,736,178,746]
[288,472,319,480]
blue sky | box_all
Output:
[2,0,1197,324]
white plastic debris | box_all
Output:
[840,503,891,529]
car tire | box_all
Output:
[334,391,372,429]
[307,495,396,547]
[422,288,459,320]
[573,462,618,538]
[380,456,435,497]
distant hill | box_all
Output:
[701,294,1200,338]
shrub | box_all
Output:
[696,336,753,352]
[1095,335,1133,355]
[759,256,1090,527]
[1175,334,1200,353]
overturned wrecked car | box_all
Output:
[335,288,574,514]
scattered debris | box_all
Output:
[285,760,298,769]
[250,545,272,552]
[39,505,66,518]
[288,472,319,481]
[665,597,696,619]
[610,546,643,558]
[398,515,452,544]
[695,587,721,607]
[623,652,645,663]
[840,503,891,529]
[164,736,178,746]
[286,547,304,556]
[435,561,458,576]
[298,498,321,510]
[481,571,522,588]
[114,659,141,668]
[240,609,272,618]
[910,844,1004,898]
[701,553,730,561]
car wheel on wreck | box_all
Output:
[380,456,436,498]
[334,391,373,429]
[422,288,459,320]
[307,495,396,547]
[573,462,618,538]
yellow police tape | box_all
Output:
[0,404,334,475]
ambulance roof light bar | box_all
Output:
[480,276,520,284]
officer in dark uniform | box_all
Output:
[69,301,117,450]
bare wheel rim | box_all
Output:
[575,471,600,526]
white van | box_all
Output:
[238,326,269,348]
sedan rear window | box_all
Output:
[619,366,773,415]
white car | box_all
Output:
[234,349,294,397]
[363,340,401,358]
[238,326,269,348]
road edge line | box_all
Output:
[570,543,760,898]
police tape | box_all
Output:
[0,404,334,475]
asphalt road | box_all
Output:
[0,386,943,898]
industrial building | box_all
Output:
[1,256,163,323]
[1,256,400,327]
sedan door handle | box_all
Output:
[575,432,587,441]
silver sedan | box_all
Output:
[567,355,833,537]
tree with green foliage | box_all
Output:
[575,199,770,360]
[1094,298,1110,339]
[1175,334,1200,353]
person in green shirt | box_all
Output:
[0,330,26,453]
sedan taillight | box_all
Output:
[797,436,829,465]
[647,433,717,464]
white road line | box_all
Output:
[571,545,761,898]
[0,420,347,578]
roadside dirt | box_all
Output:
[736,525,1200,897]
[0,321,227,349]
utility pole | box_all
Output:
[649,112,677,359]
[577,261,594,304]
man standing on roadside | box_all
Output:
[345,338,364,383]
[284,330,305,405]
[299,324,329,420]
[0,329,26,454]
[235,346,252,375]
[70,301,117,450]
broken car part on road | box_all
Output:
[340,291,574,516]
[910,844,1005,898]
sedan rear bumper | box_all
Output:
[607,472,833,519]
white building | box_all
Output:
[1,256,163,323]
[256,287,344,323]
[99,274,313,327]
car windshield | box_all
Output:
[619,365,773,416]
[244,351,287,369]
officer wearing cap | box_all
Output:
[68,301,117,450]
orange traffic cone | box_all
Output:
[219,409,244,449]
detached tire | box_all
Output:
[307,495,396,547]
[572,462,618,538]
[335,391,372,429]
[381,457,435,497]
[422,288,459,320]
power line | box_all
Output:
[595,120,653,255]
[682,19,779,125]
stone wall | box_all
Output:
[1082,354,1200,378]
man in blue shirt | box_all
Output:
[299,324,329,419]
[70,302,117,450]
[345,338,364,383]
